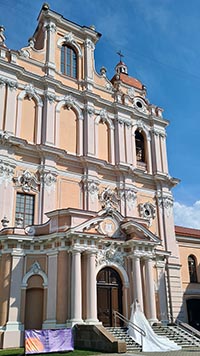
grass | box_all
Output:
[0,349,102,356]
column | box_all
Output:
[156,261,168,324]
[85,251,99,323]
[144,258,157,324]
[43,252,58,329]
[132,255,143,310]
[70,250,83,324]
[45,22,56,77]
[3,250,24,348]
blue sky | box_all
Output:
[1,0,200,228]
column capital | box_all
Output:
[85,248,98,255]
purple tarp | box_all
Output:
[25,328,74,354]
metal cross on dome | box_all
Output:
[117,50,124,61]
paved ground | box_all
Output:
[99,350,200,356]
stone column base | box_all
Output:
[85,319,102,325]
[3,322,24,348]
[66,319,83,327]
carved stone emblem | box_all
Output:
[13,170,40,193]
[96,242,125,266]
[99,218,118,237]
[99,187,119,210]
[139,202,156,219]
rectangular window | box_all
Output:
[15,193,35,227]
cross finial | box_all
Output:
[117,50,124,62]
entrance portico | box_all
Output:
[0,206,168,348]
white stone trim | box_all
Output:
[21,261,48,288]
[96,261,129,288]
[55,96,83,155]
[16,85,43,144]
[57,32,82,57]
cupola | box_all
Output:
[115,60,128,75]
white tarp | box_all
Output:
[128,301,182,352]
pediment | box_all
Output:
[71,208,125,239]
[121,220,160,244]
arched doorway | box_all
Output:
[187,299,200,330]
[97,267,122,326]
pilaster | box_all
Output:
[4,79,18,134]
[0,159,16,225]
[43,252,58,329]
[44,22,56,77]
[160,133,168,174]
[3,250,24,348]
[43,91,56,145]
[84,38,95,90]
[152,129,162,173]
[125,123,132,164]
[156,260,168,324]
[0,78,6,129]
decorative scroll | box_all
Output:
[13,170,40,193]
[99,187,119,209]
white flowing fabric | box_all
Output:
[128,302,181,352]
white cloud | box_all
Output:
[174,201,200,229]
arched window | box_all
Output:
[135,130,145,162]
[188,255,197,283]
[61,45,77,78]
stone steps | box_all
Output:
[152,324,200,348]
[106,324,200,353]
[106,326,142,352]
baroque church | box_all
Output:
[0,3,200,350]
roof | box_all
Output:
[111,73,143,90]
[175,225,200,238]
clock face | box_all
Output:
[99,218,118,237]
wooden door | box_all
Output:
[97,267,122,326]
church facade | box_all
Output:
[0,3,197,349]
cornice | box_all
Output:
[4,136,173,188]
[0,61,168,124]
